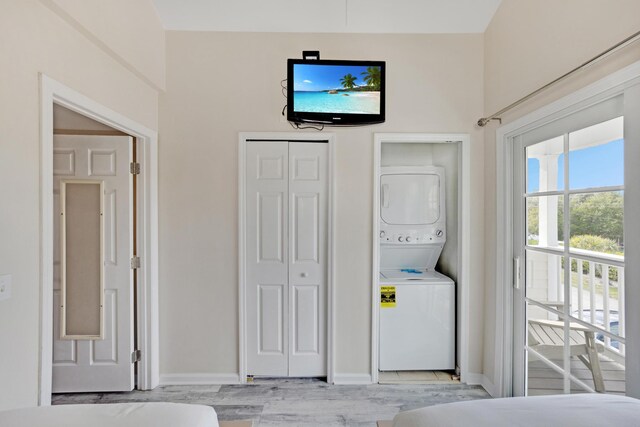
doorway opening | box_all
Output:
[40,75,159,405]
[51,106,139,394]
[495,60,640,398]
[372,133,471,385]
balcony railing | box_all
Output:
[525,243,626,358]
[526,249,626,394]
[524,245,626,355]
[568,250,625,357]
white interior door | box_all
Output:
[52,134,134,392]
[246,141,289,376]
[246,140,327,377]
[288,142,327,376]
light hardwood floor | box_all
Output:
[53,378,490,426]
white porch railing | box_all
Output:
[525,247,626,394]
[564,250,625,357]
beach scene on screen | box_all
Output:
[293,64,381,114]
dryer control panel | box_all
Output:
[379,225,445,245]
[379,166,446,246]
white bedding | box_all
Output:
[392,394,640,427]
[0,402,219,427]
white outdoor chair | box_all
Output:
[528,318,605,392]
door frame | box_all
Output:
[39,75,159,404]
[238,132,336,384]
[495,60,640,398]
[371,133,471,384]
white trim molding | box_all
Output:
[495,60,640,398]
[159,374,241,386]
[237,132,337,384]
[371,133,471,385]
[332,373,373,385]
[39,75,159,404]
[465,373,499,397]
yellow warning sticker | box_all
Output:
[380,286,396,308]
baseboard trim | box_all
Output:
[159,373,241,386]
[465,373,498,397]
[481,376,498,397]
[333,373,373,385]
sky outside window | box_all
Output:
[527,138,624,193]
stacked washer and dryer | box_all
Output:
[379,166,455,371]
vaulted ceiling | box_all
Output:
[152,0,502,33]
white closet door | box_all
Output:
[246,141,289,376]
[288,142,327,376]
[246,141,327,377]
[52,135,134,392]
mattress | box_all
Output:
[0,402,219,427]
[392,394,640,427]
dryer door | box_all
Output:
[380,174,440,225]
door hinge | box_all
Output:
[513,257,521,290]
[130,256,141,269]
[130,162,141,175]
[131,349,142,363]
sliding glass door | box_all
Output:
[513,96,626,396]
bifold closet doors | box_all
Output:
[245,141,328,377]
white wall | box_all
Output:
[0,0,162,410]
[159,32,486,378]
[483,0,640,392]
[54,105,119,131]
[45,0,166,90]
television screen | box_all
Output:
[287,59,385,126]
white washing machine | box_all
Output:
[379,269,455,371]
[378,166,455,371]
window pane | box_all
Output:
[525,251,569,397]
[527,136,564,193]
[566,256,626,393]
[526,301,570,396]
[525,250,565,305]
[568,258,623,341]
[526,195,563,249]
[569,191,624,256]
[569,117,624,190]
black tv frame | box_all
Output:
[287,58,386,126]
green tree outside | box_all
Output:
[527,192,623,249]
[570,235,622,281]
[567,192,623,245]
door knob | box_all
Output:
[301,272,308,278]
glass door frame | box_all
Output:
[494,61,640,398]
[513,116,626,395]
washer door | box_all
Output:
[380,174,440,225]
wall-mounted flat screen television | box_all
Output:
[287,59,386,126]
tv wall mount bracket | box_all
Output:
[302,51,320,60]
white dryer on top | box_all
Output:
[379,166,446,270]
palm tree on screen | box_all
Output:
[361,66,381,90]
[340,74,357,89]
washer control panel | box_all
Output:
[379,226,445,245]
